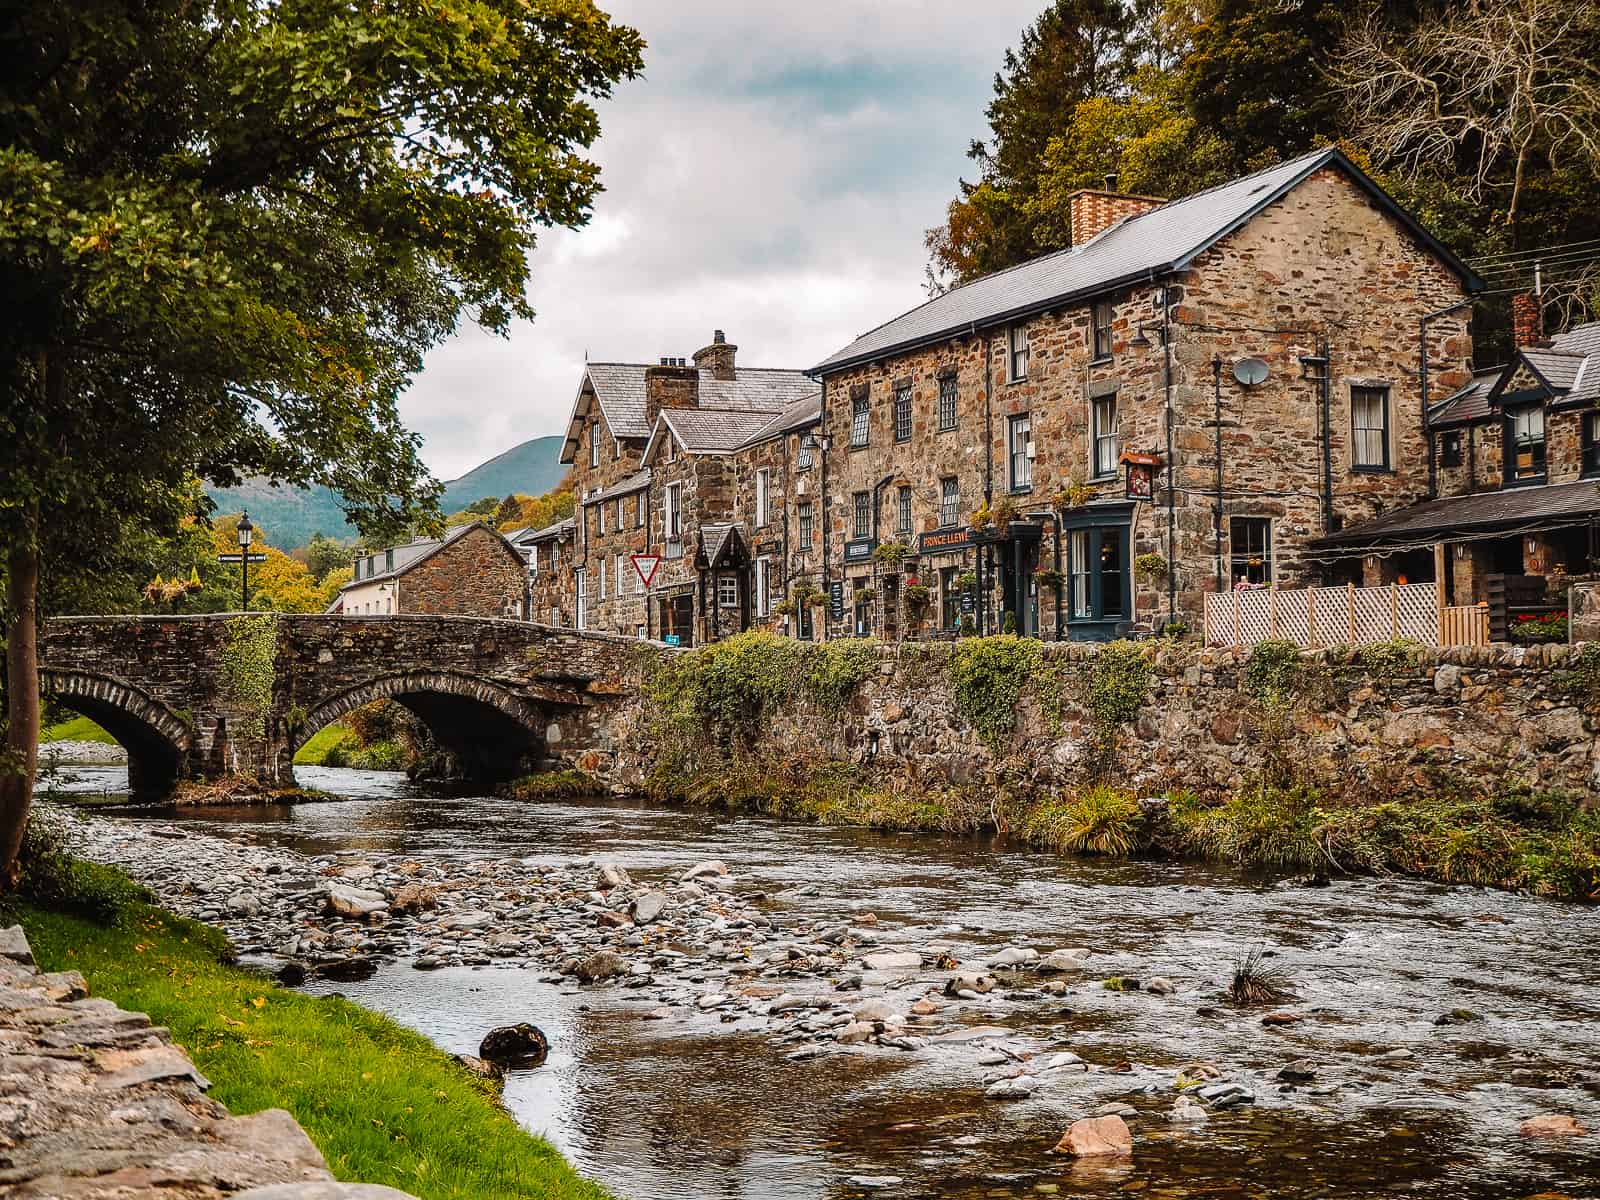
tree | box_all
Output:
[299,533,353,583]
[0,0,644,882]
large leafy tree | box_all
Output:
[0,0,643,881]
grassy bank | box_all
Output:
[41,714,117,744]
[650,757,1600,901]
[12,874,609,1198]
[293,720,409,770]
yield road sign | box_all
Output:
[630,554,662,588]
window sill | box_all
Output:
[1088,355,1113,367]
[937,424,959,434]
[1503,475,1548,488]
[1008,485,1034,496]
[1350,465,1393,475]
[1088,473,1117,484]
[848,442,870,452]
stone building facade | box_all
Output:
[338,523,526,619]
[553,332,818,641]
[515,516,576,627]
[812,148,1479,641]
[1319,317,1600,608]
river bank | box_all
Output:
[46,768,1600,1199]
[11,887,612,1200]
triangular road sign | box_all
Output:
[630,553,662,589]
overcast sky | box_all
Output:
[402,0,1042,481]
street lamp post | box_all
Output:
[238,512,254,612]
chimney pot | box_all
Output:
[693,330,738,380]
[1105,172,1118,191]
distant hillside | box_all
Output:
[439,435,566,513]
[207,435,566,551]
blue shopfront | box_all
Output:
[1061,502,1133,641]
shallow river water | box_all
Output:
[49,764,1600,1200]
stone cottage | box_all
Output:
[809,146,1481,641]
[556,331,817,638]
[1311,313,1600,632]
[336,522,527,618]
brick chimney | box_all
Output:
[1068,180,1165,246]
[692,329,737,380]
[644,361,699,432]
[1511,292,1543,348]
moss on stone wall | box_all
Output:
[220,614,278,741]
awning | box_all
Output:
[1306,480,1599,561]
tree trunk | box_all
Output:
[0,516,41,889]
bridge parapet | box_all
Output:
[40,614,667,795]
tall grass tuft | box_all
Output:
[1229,947,1290,1005]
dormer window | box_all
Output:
[1504,404,1546,484]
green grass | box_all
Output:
[41,715,117,744]
[17,901,612,1200]
[294,722,357,765]
[501,770,605,801]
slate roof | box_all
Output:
[737,392,823,449]
[583,469,651,505]
[657,407,787,455]
[340,522,519,590]
[1431,320,1600,427]
[1428,368,1502,428]
[561,362,818,462]
[814,147,1482,375]
[511,516,574,545]
[699,522,744,567]
[1309,479,1600,553]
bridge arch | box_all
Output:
[292,670,564,784]
[41,669,193,798]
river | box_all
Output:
[43,764,1600,1199]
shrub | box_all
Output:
[801,638,879,711]
[1243,639,1303,708]
[11,809,152,924]
[502,770,603,800]
[1083,640,1152,773]
[1177,782,1325,871]
[1229,948,1290,1005]
[1026,785,1143,855]
[950,635,1041,751]
[1352,637,1428,677]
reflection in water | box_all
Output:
[67,766,1600,1199]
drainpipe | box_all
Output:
[980,322,992,503]
[1212,354,1224,594]
[1162,287,1176,626]
[1319,336,1334,534]
[1419,299,1474,500]
[819,378,831,641]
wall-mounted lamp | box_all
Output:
[1454,544,1467,560]
[803,432,833,453]
[1129,323,1166,349]
[1298,354,1329,382]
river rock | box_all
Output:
[598,863,632,889]
[1197,1082,1254,1109]
[682,860,728,882]
[852,999,903,1024]
[942,972,996,996]
[989,947,1038,969]
[456,1054,505,1082]
[478,1023,549,1068]
[1039,1051,1085,1071]
[1037,949,1089,972]
[986,1075,1037,1100]
[862,950,921,971]
[1520,1114,1586,1138]
[836,1021,875,1045]
[847,1176,903,1190]
[1170,1096,1209,1123]
[931,1025,1012,1044]
[1145,976,1175,996]
[390,884,437,914]
[575,950,626,983]
[1052,1115,1133,1158]
[324,884,388,918]
[631,892,667,923]
[436,910,493,931]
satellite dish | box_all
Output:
[1233,357,1270,387]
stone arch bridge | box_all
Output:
[40,615,660,797]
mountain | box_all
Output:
[439,435,566,513]
[206,435,567,551]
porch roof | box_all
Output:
[1307,479,1599,558]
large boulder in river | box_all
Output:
[324,884,388,919]
[681,860,728,882]
[574,950,626,983]
[630,891,668,923]
[1052,1115,1133,1158]
[478,1023,549,1069]
[943,972,997,997]
[1520,1114,1586,1138]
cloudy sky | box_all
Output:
[403,0,1042,481]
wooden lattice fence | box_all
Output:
[1204,582,1489,649]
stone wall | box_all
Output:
[1574,582,1600,643]
[605,640,1599,800]
[396,526,525,619]
[0,925,418,1199]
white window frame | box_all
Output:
[1092,393,1119,479]
[598,502,607,534]
[852,491,870,540]
[1091,300,1114,361]
[851,392,870,447]
[897,485,912,535]
[938,374,958,431]
[798,500,814,544]
[618,552,628,594]
[1008,412,1032,492]
[756,468,771,527]
[1007,323,1029,381]
[718,574,739,609]
[574,569,587,629]
[665,482,682,538]
[939,477,959,528]
[1351,385,1390,471]
[590,420,600,468]
[598,556,607,600]
[635,493,645,528]
[756,555,771,616]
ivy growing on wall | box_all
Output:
[950,635,1041,752]
[1083,640,1152,775]
[221,614,278,740]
